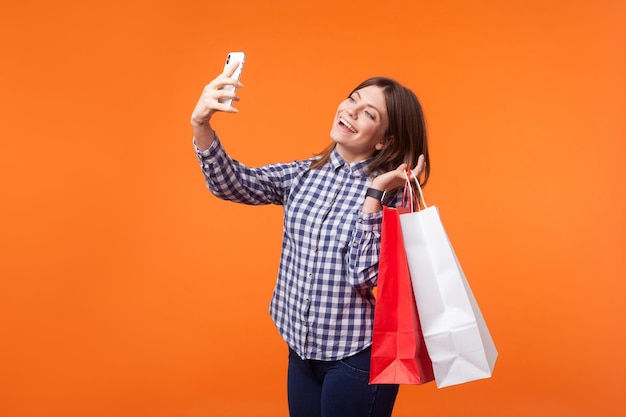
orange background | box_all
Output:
[1,0,625,416]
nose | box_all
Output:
[346,104,357,119]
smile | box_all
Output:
[339,117,358,133]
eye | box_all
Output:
[364,110,375,120]
[348,95,356,103]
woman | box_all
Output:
[191,61,430,417]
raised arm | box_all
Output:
[190,60,243,151]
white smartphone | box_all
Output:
[219,51,246,107]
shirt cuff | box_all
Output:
[356,210,383,233]
[193,135,220,158]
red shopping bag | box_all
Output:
[369,205,434,385]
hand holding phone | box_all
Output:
[218,52,246,107]
[190,52,246,134]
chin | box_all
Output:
[330,127,353,143]
[329,128,342,144]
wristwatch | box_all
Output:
[365,187,386,202]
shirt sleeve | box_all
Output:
[344,188,407,289]
[194,136,306,206]
[345,207,384,289]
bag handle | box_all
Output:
[402,169,415,212]
[403,168,428,211]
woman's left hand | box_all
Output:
[370,155,426,192]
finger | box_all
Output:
[417,154,425,169]
[214,102,239,113]
[213,89,240,104]
[412,154,426,177]
[207,78,243,95]
[202,81,240,101]
[222,60,240,77]
[395,163,408,172]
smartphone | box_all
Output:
[219,52,246,107]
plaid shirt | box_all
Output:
[196,136,388,361]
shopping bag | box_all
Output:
[399,173,497,388]
[370,205,434,385]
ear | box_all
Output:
[375,135,395,151]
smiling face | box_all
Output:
[329,85,390,163]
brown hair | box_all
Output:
[311,77,430,186]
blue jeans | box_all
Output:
[287,347,399,417]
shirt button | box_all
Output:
[357,218,363,223]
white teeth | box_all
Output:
[339,117,357,133]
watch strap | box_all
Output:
[365,187,386,202]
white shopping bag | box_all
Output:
[399,174,497,388]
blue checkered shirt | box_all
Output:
[196,136,391,361]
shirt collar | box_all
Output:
[328,147,373,178]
